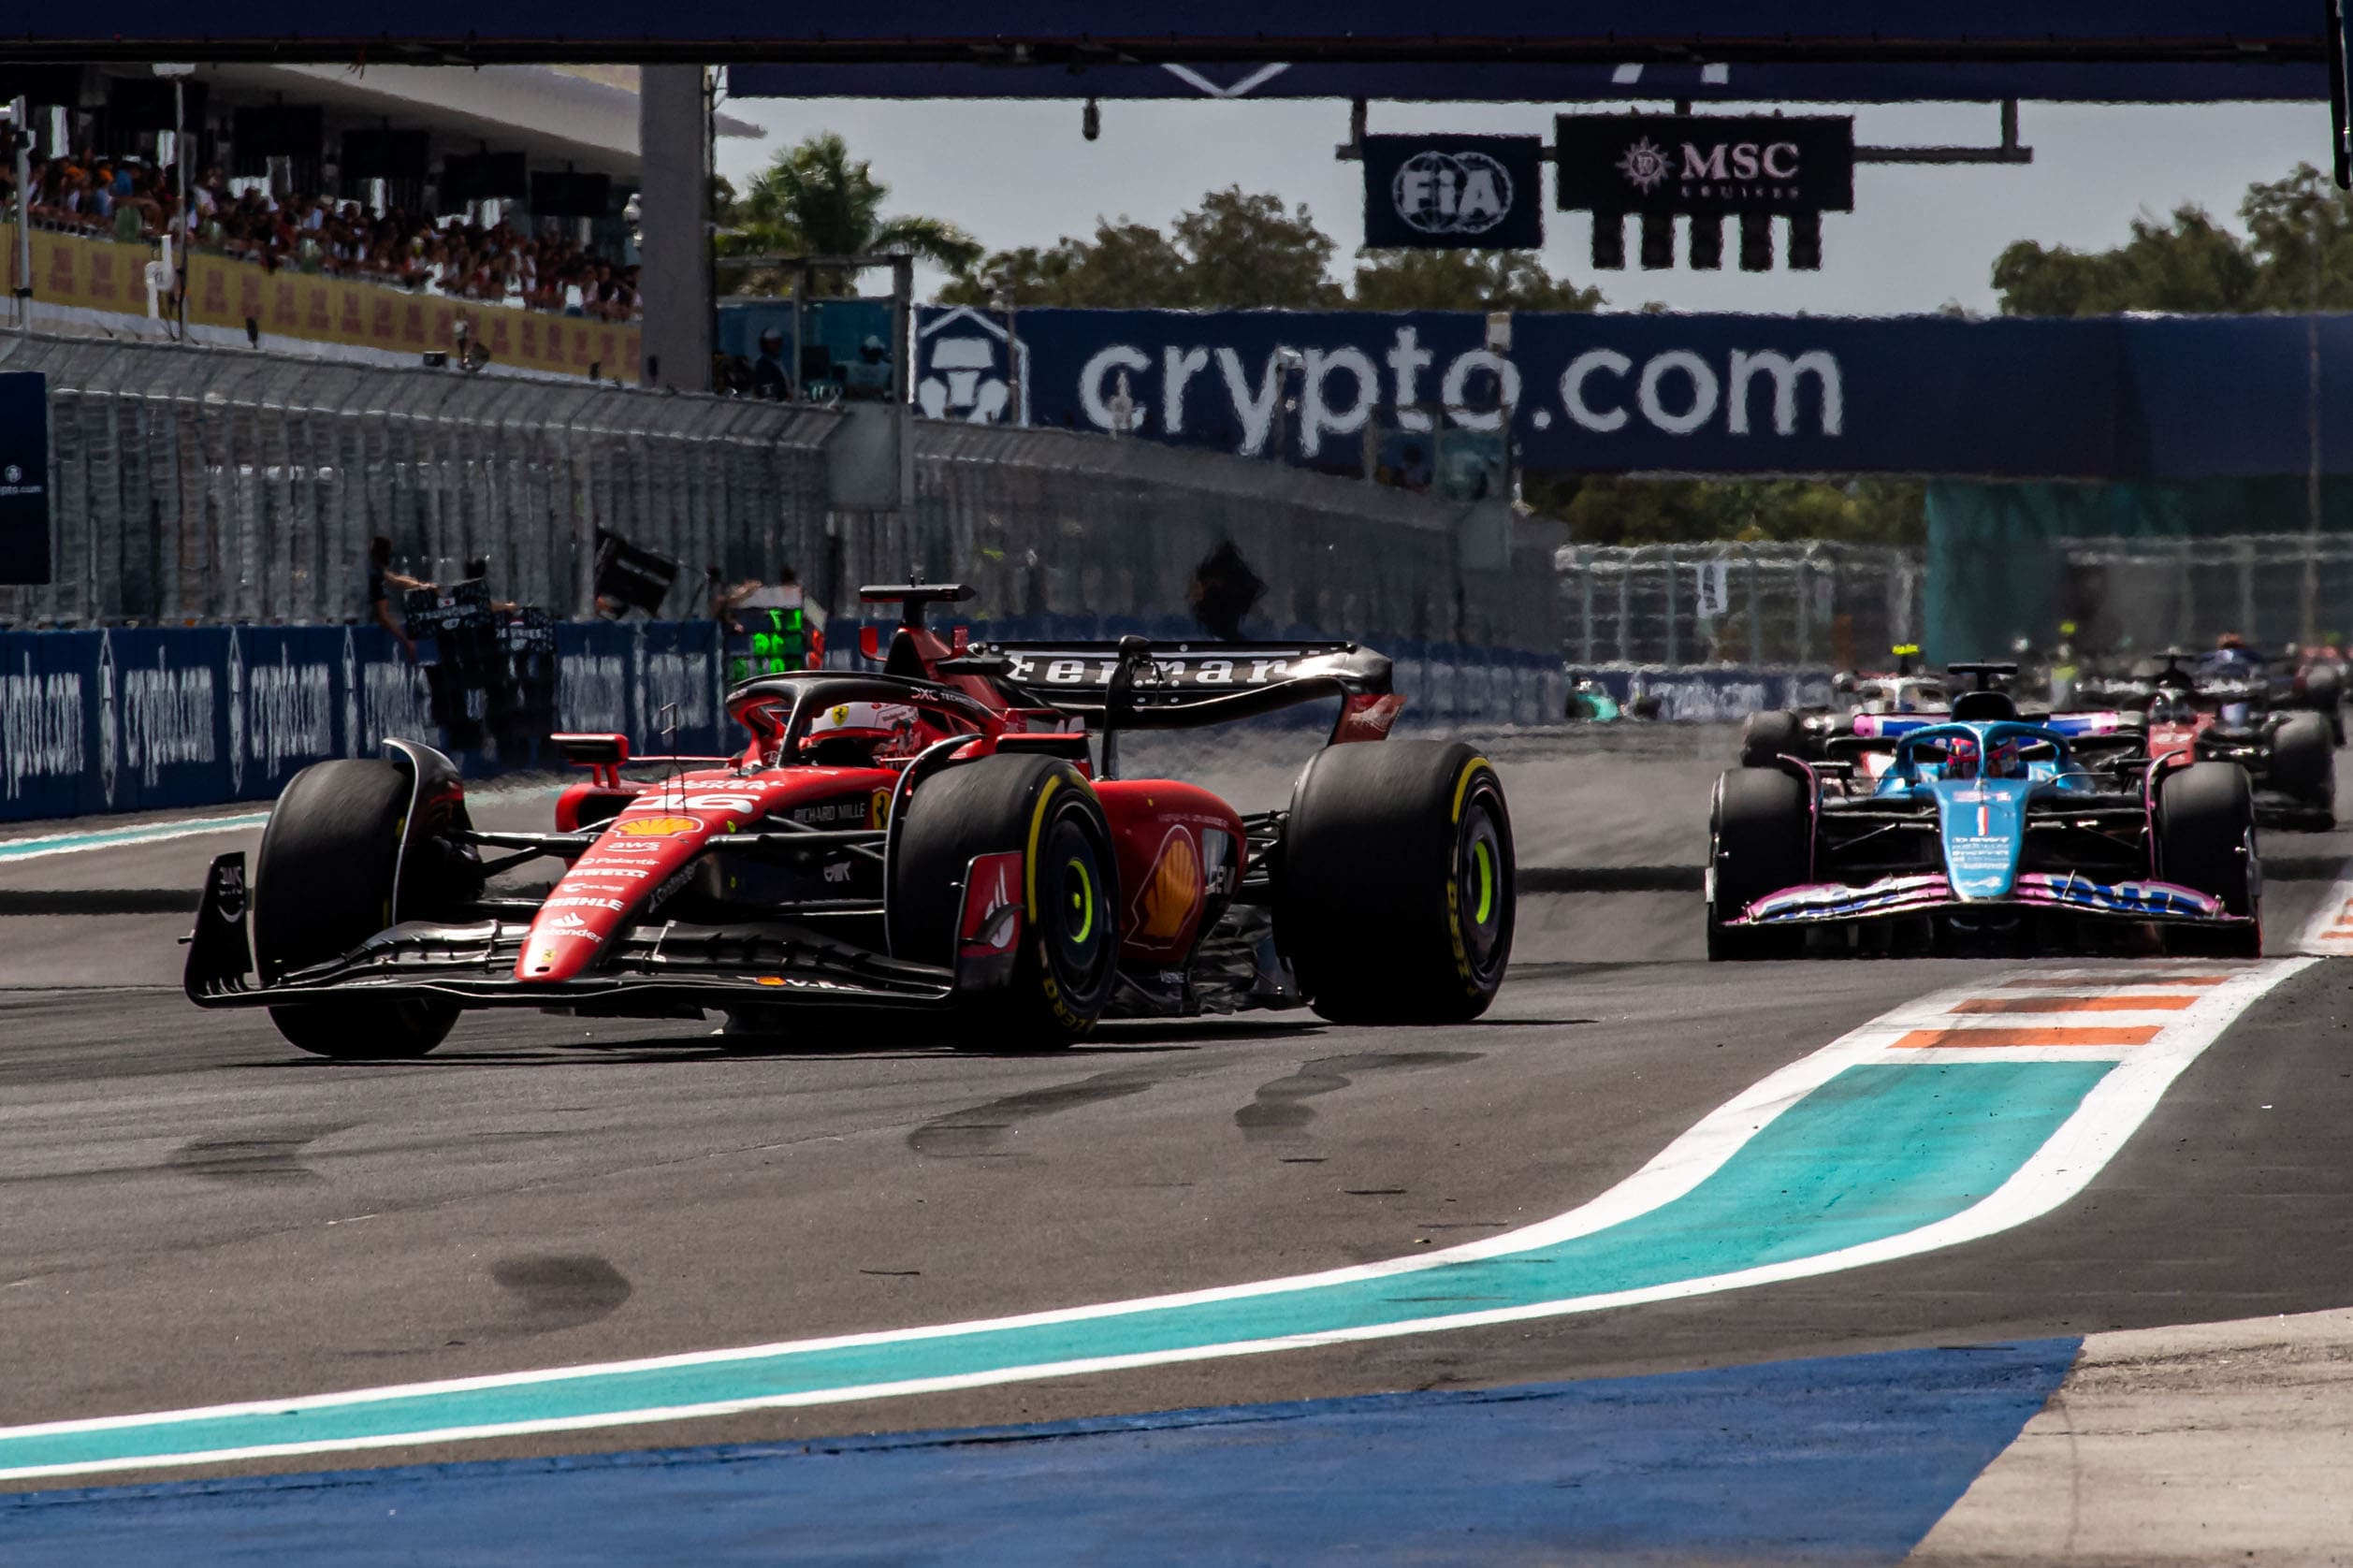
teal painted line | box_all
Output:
[0,1059,2111,1475]
[0,815,269,861]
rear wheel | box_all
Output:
[1279,741,1514,1025]
[1740,710,1804,768]
[2270,712,2334,819]
[254,759,458,1060]
[890,754,1118,1050]
[1707,767,1810,960]
[2157,761,2260,958]
[2302,665,2345,746]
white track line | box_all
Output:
[0,960,2311,1483]
[0,815,271,863]
[2293,869,2353,955]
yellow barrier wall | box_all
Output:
[2,224,639,383]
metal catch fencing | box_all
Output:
[1556,541,1924,671]
[0,332,1560,661]
[2055,533,2353,654]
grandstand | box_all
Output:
[0,64,761,381]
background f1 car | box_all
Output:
[184,585,1516,1058]
[1711,664,2259,960]
[2071,647,2337,830]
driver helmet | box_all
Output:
[1942,733,1982,780]
[1984,736,2025,778]
[800,700,919,765]
[2150,690,2195,725]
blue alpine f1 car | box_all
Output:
[1709,678,2259,960]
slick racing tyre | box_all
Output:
[2303,663,2346,746]
[1740,710,1805,769]
[891,754,1118,1051]
[1278,741,1514,1025]
[254,759,458,1060]
[2156,761,2261,959]
[1707,767,1809,961]
[2270,712,2335,821]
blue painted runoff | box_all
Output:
[2,1338,2080,1567]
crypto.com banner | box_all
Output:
[913,306,2353,480]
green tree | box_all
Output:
[1987,161,2353,316]
[944,187,1344,310]
[1172,187,1345,309]
[1350,250,1604,312]
[2238,163,2353,312]
[940,221,1194,308]
[1530,474,1925,548]
[1991,206,2259,316]
[717,133,980,296]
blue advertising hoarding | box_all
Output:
[0,622,733,825]
[0,371,50,587]
[914,306,2353,481]
[0,616,1561,824]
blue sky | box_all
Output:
[715,96,2325,314]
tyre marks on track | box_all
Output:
[1233,1053,1479,1144]
[0,960,2307,1485]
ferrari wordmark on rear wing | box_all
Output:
[973,639,1404,743]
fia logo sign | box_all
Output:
[1391,152,1514,239]
[1362,135,1543,252]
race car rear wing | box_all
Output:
[966,637,1403,746]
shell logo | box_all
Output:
[1130,827,1202,944]
[611,816,700,837]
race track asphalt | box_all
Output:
[2,726,2349,1495]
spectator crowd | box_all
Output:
[1,153,640,320]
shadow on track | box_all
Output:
[215,1015,1320,1069]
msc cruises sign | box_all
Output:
[1555,113,1854,216]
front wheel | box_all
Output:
[1740,710,1804,768]
[1279,741,1514,1025]
[253,759,458,1059]
[2157,761,2260,959]
[1707,767,1810,961]
[267,1001,458,1060]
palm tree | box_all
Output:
[717,133,980,295]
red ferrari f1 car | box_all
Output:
[185,585,1515,1058]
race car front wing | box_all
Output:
[1728,869,2247,927]
[184,852,965,1012]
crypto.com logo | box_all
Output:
[916,307,1013,424]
